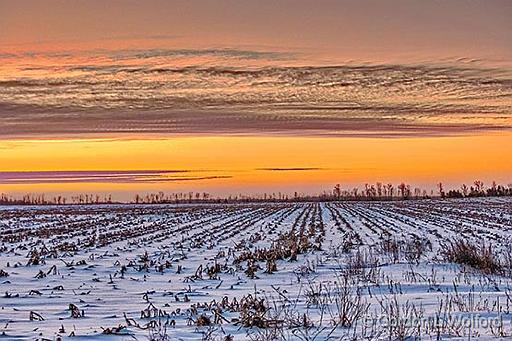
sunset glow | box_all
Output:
[0,0,511,200]
[1,132,511,200]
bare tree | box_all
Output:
[437,182,445,198]
[333,184,341,199]
[461,184,468,197]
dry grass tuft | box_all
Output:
[442,239,502,275]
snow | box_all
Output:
[1,198,511,340]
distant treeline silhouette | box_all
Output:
[333,180,512,200]
[0,180,511,205]
[0,193,113,206]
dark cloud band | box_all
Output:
[0,170,232,184]
[0,50,510,138]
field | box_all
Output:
[1,198,511,340]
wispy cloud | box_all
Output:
[0,170,232,184]
[255,167,324,171]
[109,48,293,61]
[0,49,511,138]
[0,102,508,138]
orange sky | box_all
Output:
[1,133,511,199]
[0,1,511,199]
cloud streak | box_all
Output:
[255,167,323,171]
[0,170,232,184]
[0,49,511,138]
[0,102,508,138]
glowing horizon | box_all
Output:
[1,132,511,200]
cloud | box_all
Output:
[109,48,293,61]
[0,59,510,138]
[0,102,509,139]
[0,170,232,184]
[255,167,324,171]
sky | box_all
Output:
[0,0,511,200]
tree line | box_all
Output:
[0,180,511,205]
[0,193,113,205]
[333,180,512,200]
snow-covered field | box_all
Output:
[1,198,511,340]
